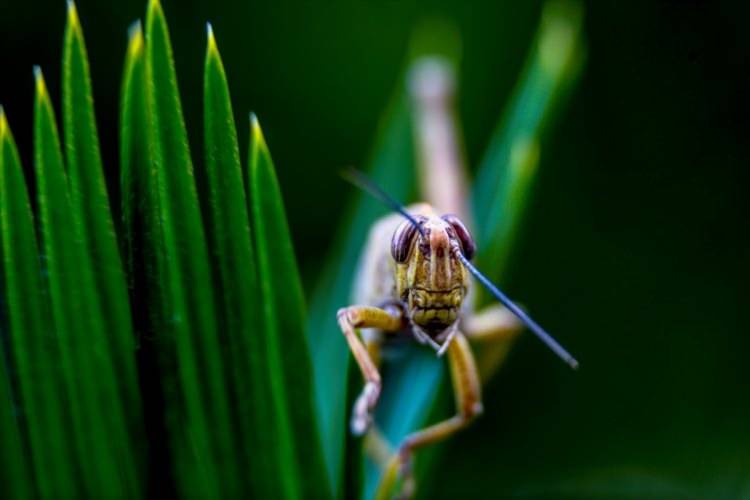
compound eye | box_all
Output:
[391,219,421,263]
[441,214,476,260]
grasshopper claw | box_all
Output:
[351,381,380,435]
[350,410,371,435]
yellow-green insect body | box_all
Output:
[355,204,474,355]
[339,199,522,498]
[339,55,577,499]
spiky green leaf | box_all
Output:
[0,371,32,500]
[34,68,138,496]
[120,22,155,300]
[132,1,242,495]
[0,108,37,500]
[249,115,331,499]
[1,107,78,498]
[62,5,145,483]
[202,26,266,495]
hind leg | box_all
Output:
[378,332,481,499]
[463,304,523,381]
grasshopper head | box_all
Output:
[392,213,475,342]
[346,169,579,368]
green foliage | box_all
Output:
[473,0,585,280]
[62,6,145,492]
[305,2,585,498]
[0,366,32,499]
[0,108,37,499]
[2,1,328,498]
[203,24,265,495]
[141,1,240,494]
[249,116,331,497]
[63,4,139,404]
[35,65,142,496]
[0,0,583,498]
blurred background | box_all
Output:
[2,0,748,497]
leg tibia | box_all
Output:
[337,305,404,435]
[379,333,482,498]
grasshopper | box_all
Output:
[338,58,577,498]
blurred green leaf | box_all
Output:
[62,3,144,480]
[0,108,38,500]
[358,4,585,497]
[458,0,585,408]
[306,91,416,495]
[202,27,267,495]
[249,115,331,499]
[34,68,138,496]
[473,0,584,280]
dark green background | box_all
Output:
[2,1,748,497]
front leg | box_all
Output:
[337,305,404,435]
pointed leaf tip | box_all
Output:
[0,105,6,138]
[33,66,47,96]
[206,22,218,53]
[66,0,80,30]
[147,0,163,17]
[250,112,264,142]
[127,21,144,55]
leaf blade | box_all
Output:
[202,26,264,495]
[1,107,79,498]
[119,21,181,497]
[61,5,145,491]
[34,67,135,496]
[472,0,585,279]
[139,1,241,495]
[0,368,33,500]
[0,107,44,500]
[249,116,331,499]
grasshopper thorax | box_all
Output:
[391,209,476,343]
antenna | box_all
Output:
[344,169,579,369]
[453,247,578,369]
[341,168,426,237]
